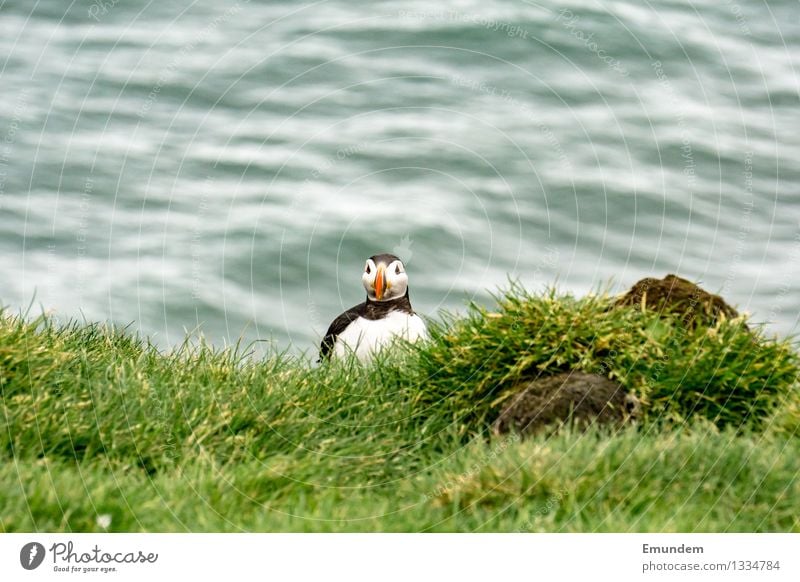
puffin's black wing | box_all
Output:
[319,302,366,361]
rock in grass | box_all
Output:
[492,372,639,436]
[614,274,738,327]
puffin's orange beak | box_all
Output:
[374,264,386,300]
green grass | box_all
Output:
[1,286,798,532]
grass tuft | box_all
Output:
[413,284,798,435]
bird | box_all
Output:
[319,253,427,361]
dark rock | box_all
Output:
[492,372,639,436]
[614,274,738,327]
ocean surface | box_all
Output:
[1,0,798,356]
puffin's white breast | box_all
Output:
[333,310,427,360]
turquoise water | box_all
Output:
[1,0,798,354]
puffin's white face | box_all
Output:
[362,257,408,302]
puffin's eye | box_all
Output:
[366,264,371,274]
[395,265,401,275]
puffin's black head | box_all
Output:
[363,253,408,302]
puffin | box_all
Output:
[319,253,428,361]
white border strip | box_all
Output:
[2,534,798,581]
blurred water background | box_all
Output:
[1,0,798,355]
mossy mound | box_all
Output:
[614,274,738,327]
[491,372,638,436]
[414,282,798,436]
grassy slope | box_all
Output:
[1,288,798,532]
